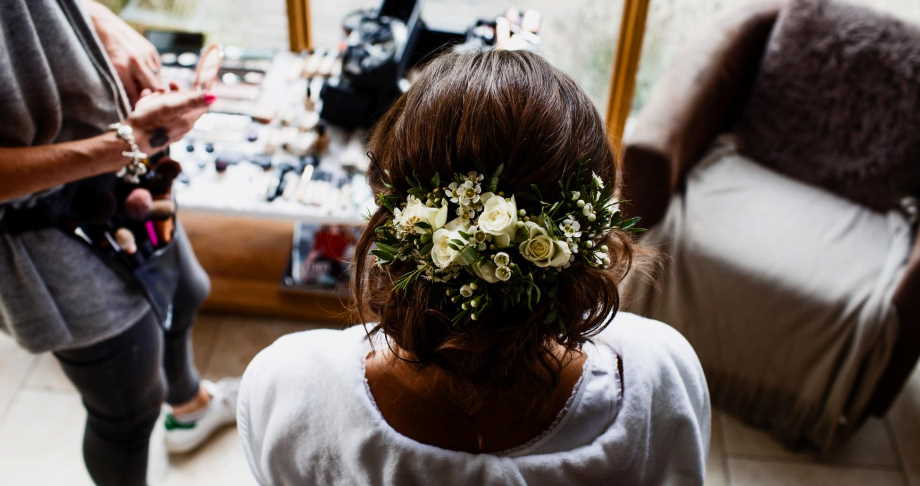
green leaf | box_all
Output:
[407,187,427,200]
[370,249,391,262]
[431,172,441,189]
[415,221,432,230]
[530,184,543,201]
[376,194,401,212]
[393,266,425,293]
[458,247,479,265]
[542,213,558,239]
[621,216,641,231]
[375,242,399,254]
[489,164,505,193]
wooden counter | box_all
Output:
[181,209,351,323]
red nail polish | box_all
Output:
[204,93,217,105]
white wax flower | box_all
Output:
[458,180,481,206]
[492,251,510,267]
[431,218,469,269]
[394,196,448,234]
[559,216,582,238]
[472,261,499,283]
[518,221,572,268]
[477,193,517,248]
[592,171,604,189]
[495,265,512,281]
[459,284,473,297]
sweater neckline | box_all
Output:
[358,342,596,457]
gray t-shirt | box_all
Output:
[0,0,149,352]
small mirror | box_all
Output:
[193,44,223,91]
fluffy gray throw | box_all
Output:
[735,0,920,211]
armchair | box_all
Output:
[620,0,920,450]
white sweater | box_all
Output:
[238,312,710,485]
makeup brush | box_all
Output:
[124,188,153,220]
[114,228,137,254]
[146,157,183,245]
[150,200,177,220]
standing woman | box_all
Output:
[0,1,237,485]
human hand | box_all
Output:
[84,1,164,105]
[127,90,215,155]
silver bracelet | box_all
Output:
[109,122,149,183]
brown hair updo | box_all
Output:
[353,49,636,396]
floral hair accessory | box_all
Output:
[372,163,642,326]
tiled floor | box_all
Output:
[0,313,918,485]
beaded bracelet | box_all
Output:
[109,122,149,183]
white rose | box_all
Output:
[471,261,499,283]
[477,193,517,248]
[518,221,572,268]
[394,196,448,234]
[431,218,469,269]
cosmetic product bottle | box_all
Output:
[318,51,338,77]
[293,164,315,204]
[340,131,371,171]
[303,49,324,78]
[271,160,299,202]
[281,127,314,156]
[280,170,302,202]
[304,78,317,111]
[313,123,330,154]
[298,111,320,132]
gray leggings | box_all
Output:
[53,226,210,486]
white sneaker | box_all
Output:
[164,378,240,454]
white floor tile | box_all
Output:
[191,314,223,375]
[161,426,255,486]
[888,365,920,486]
[0,333,38,419]
[707,410,730,486]
[24,352,77,394]
[727,458,905,486]
[720,413,899,467]
[202,316,324,380]
[0,389,92,485]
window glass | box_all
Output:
[114,1,622,114]
[118,0,289,51]
[304,0,623,116]
[632,0,920,120]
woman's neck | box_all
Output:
[364,344,586,453]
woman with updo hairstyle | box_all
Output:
[238,50,710,485]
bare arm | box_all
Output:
[0,133,126,202]
[0,90,212,203]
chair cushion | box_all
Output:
[622,137,914,449]
[734,0,920,211]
